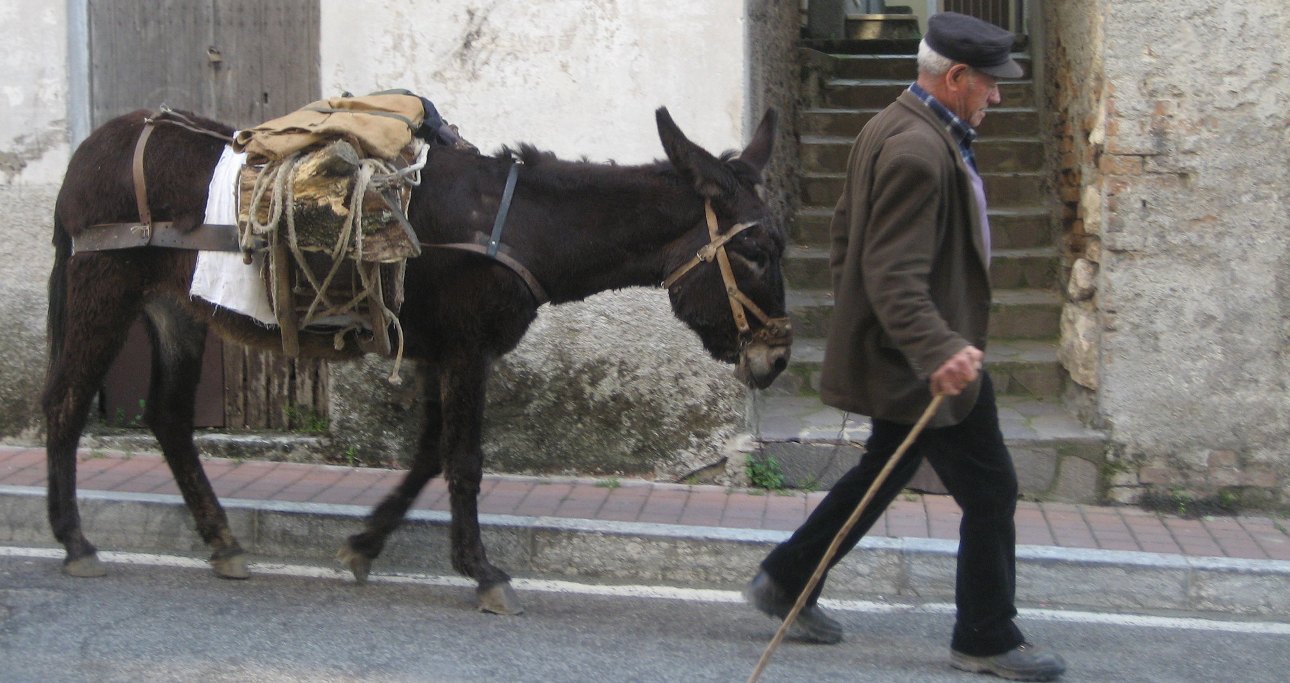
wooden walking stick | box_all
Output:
[746,393,945,683]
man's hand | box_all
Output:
[929,345,984,397]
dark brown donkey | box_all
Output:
[43,106,789,613]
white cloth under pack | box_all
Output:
[189,145,278,325]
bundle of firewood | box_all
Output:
[236,138,424,361]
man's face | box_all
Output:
[949,66,1001,128]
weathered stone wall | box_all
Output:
[747,0,804,240]
[0,4,68,442]
[1046,0,1290,509]
[1045,0,1104,396]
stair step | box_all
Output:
[991,208,1058,250]
[990,289,1063,339]
[802,134,1044,174]
[785,245,1057,291]
[768,337,1064,400]
[823,78,1035,109]
[787,288,1061,340]
[989,247,1060,290]
[802,107,1040,138]
[825,53,1033,80]
[747,393,1105,502]
[790,206,1054,250]
[801,171,1047,210]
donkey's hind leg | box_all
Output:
[141,299,249,579]
[340,362,444,584]
[42,258,144,577]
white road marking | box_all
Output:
[5,545,1289,636]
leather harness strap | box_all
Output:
[131,120,156,232]
[427,161,550,305]
[488,163,520,257]
[662,201,792,343]
[74,109,241,255]
[426,234,550,305]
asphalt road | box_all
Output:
[2,547,1288,682]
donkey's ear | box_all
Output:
[656,107,731,199]
[737,108,778,175]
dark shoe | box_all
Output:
[742,570,843,644]
[951,642,1067,681]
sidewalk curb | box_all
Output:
[3,484,1288,618]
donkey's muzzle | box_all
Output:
[738,319,793,389]
[738,339,791,389]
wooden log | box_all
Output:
[239,138,416,257]
[239,142,348,244]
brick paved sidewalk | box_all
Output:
[4,445,1288,561]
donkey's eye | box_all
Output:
[732,242,769,271]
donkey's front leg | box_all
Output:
[341,364,445,583]
[441,354,522,615]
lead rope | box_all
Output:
[745,393,946,683]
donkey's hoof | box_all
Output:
[477,581,524,615]
[337,545,371,585]
[62,554,107,578]
[211,553,250,580]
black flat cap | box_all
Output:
[925,12,1024,79]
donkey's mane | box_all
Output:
[494,143,683,194]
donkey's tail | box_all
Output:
[46,206,71,377]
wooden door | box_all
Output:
[89,0,326,430]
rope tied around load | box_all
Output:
[239,138,429,385]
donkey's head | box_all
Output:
[656,107,791,390]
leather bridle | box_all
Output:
[661,200,793,347]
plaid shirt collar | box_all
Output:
[908,82,978,171]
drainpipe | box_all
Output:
[67,0,91,148]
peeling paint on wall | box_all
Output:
[0,126,65,183]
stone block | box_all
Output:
[1058,302,1099,389]
[1067,258,1098,301]
[1016,550,1191,611]
[1207,450,1239,469]
[0,490,50,545]
[1138,467,1178,486]
[532,528,673,582]
[1188,559,1290,616]
[1011,445,1058,495]
[1052,454,1100,503]
[1098,153,1144,175]
[899,539,958,599]
[820,542,906,597]
[251,503,364,563]
[757,441,861,490]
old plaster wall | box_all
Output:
[0,3,69,440]
[1046,0,1290,508]
[318,1,798,480]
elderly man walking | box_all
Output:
[744,12,1067,681]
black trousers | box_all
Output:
[760,373,1024,656]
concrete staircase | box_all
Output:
[749,49,1106,503]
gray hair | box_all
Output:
[916,39,954,76]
